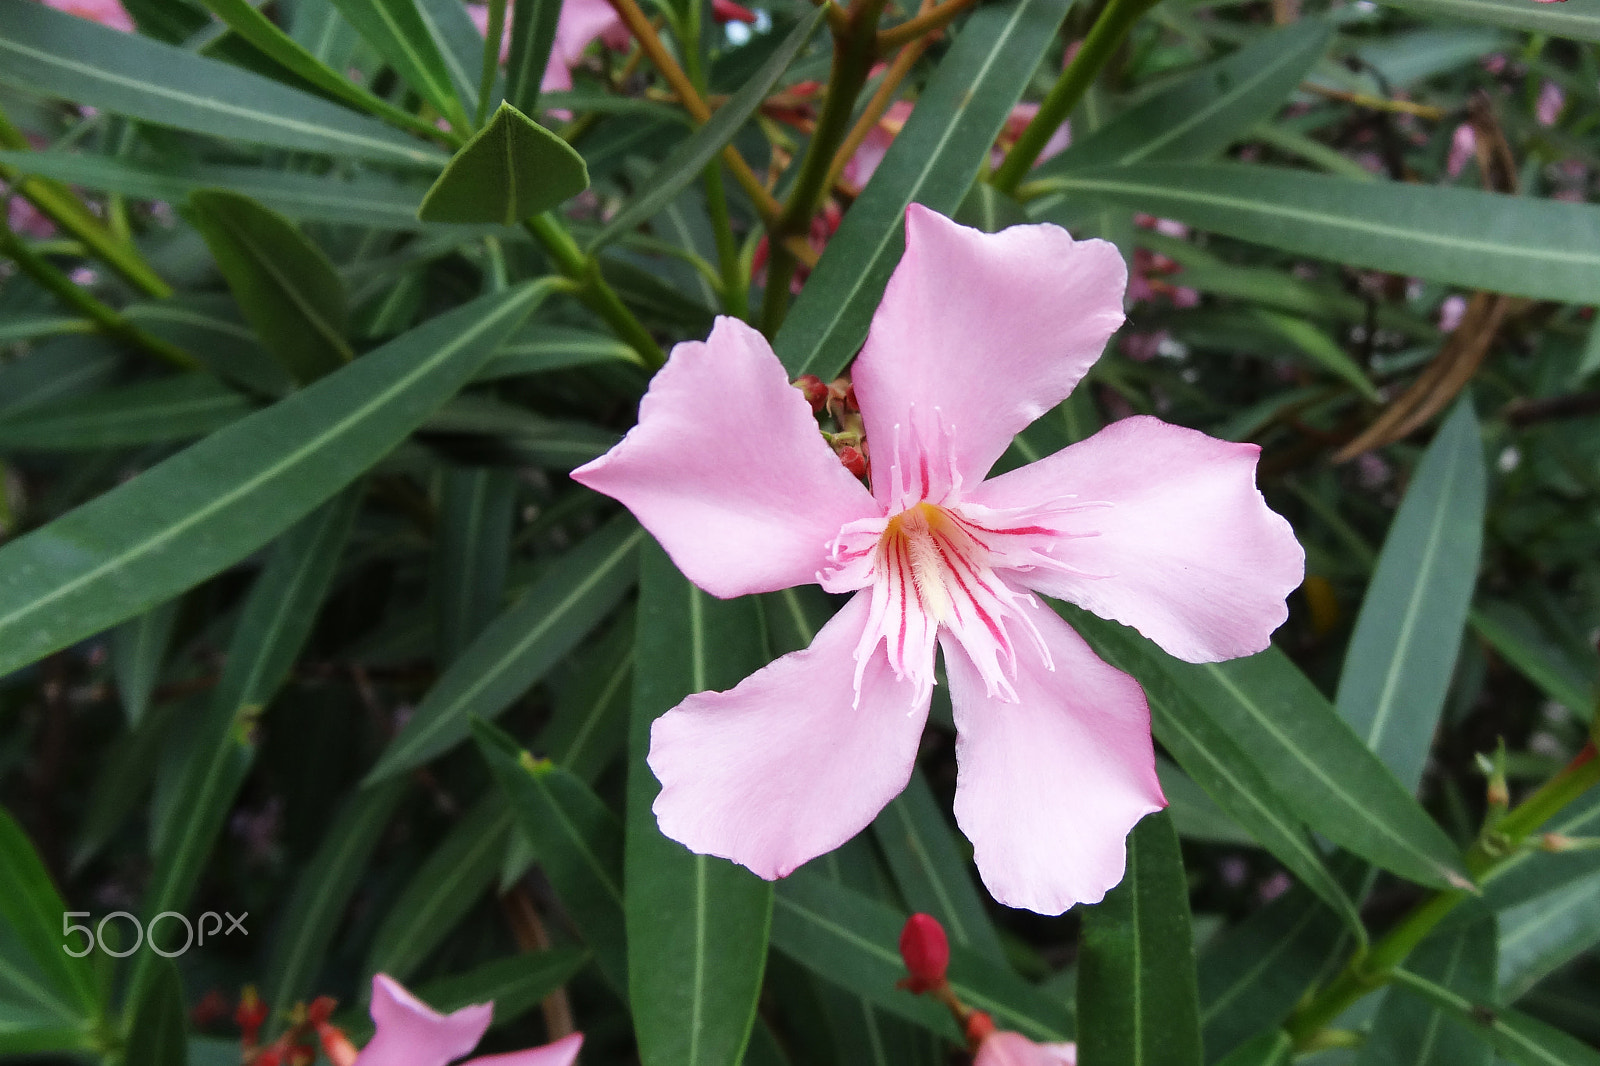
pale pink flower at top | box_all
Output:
[467,0,628,92]
[1537,79,1566,127]
[352,974,584,1066]
[844,101,1071,191]
[975,1033,1077,1066]
[44,0,134,30]
[572,204,1303,915]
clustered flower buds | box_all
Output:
[792,372,869,479]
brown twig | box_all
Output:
[502,886,576,1038]
[875,0,977,51]
[1298,82,1447,120]
[828,0,939,192]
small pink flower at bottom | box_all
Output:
[975,1032,1078,1066]
[352,974,584,1066]
[573,205,1302,915]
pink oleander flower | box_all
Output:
[1446,122,1476,178]
[844,101,1070,191]
[352,974,584,1066]
[5,186,56,238]
[43,0,133,31]
[573,205,1303,914]
[467,0,628,92]
[975,1032,1078,1066]
[1537,79,1565,127]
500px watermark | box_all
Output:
[62,911,247,958]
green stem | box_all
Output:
[0,106,173,299]
[476,0,509,128]
[523,213,666,369]
[990,0,1163,194]
[759,0,889,335]
[0,224,199,370]
[1285,743,1600,1047]
[705,163,748,319]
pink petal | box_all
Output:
[466,1033,585,1066]
[975,1033,1078,1066]
[572,316,880,598]
[967,416,1303,663]
[943,602,1163,915]
[354,974,492,1066]
[44,0,134,31]
[851,205,1125,504]
[648,591,930,879]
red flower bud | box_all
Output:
[965,1010,996,1047]
[837,445,868,480]
[794,374,829,413]
[236,986,268,1047]
[898,913,950,994]
[712,0,758,22]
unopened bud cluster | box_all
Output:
[230,985,358,1066]
[793,373,869,480]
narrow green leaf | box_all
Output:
[264,778,408,1021]
[0,0,446,167]
[872,771,1007,964]
[413,0,497,119]
[775,0,1076,379]
[628,544,774,1066]
[475,720,629,996]
[1077,811,1202,1066]
[0,376,252,451]
[477,325,645,379]
[1470,601,1598,720]
[771,869,1075,1043]
[111,597,181,728]
[191,0,442,137]
[1064,604,1470,890]
[1337,400,1485,792]
[1360,905,1497,1066]
[1497,873,1600,1002]
[411,950,588,1029]
[1388,967,1600,1066]
[0,281,555,680]
[366,514,642,780]
[188,189,352,382]
[0,808,98,1022]
[362,795,512,984]
[539,606,635,787]
[1374,0,1600,43]
[0,336,118,416]
[505,0,561,116]
[125,296,292,398]
[0,314,89,344]
[131,488,360,1002]
[1037,18,1332,175]
[419,103,588,224]
[1481,789,1600,910]
[123,961,187,1066]
[588,7,825,252]
[1035,163,1600,305]
[435,466,516,662]
[1249,309,1380,401]
[74,699,185,871]
[1214,1030,1291,1066]
[327,0,468,127]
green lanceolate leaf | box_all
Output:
[477,326,645,379]
[772,869,1074,1043]
[327,0,469,128]
[1077,811,1203,1066]
[1387,966,1600,1066]
[1373,0,1600,42]
[1470,601,1598,719]
[413,949,589,1025]
[0,281,555,681]
[413,0,496,120]
[1064,605,1469,890]
[629,544,774,1066]
[775,0,1076,380]
[0,808,98,1023]
[588,7,825,252]
[435,465,516,662]
[188,189,353,383]
[418,102,588,224]
[1215,1031,1292,1066]
[123,960,187,1066]
[366,514,643,780]
[131,488,360,1003]
[264,778,408,1021]
[1497,873,1600,1002]
[474,720,629,995]
[1359,905,1496,1066]
[1036,18,1332,176]
[0,0,445,167]
[539,606,636,786]
[111,597,181,728]
[1337,400,1485,793]
[1034,163,1600,305]
[505,0,561,116]
[871,771,1007,964]
[0,376,252,451]
[0,337,118,416]
[364,795,513,984]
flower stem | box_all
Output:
[827,0,939,193]
[876,0,977,52]
[1284,742,1600,1048]
[523,213,666,368]
[758,0,890,335]
[0,106,172,300]
[0,222,199,370]
[990,0,1164,194]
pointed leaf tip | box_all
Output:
[418,103,589,225]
